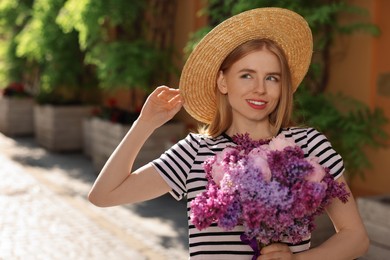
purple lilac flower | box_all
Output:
[190,183,233,230]
[218,196,242,230]
[190,133,350,250]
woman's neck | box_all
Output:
[225,120,274,140]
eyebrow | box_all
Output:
[238,68,281,75]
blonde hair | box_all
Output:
[199,39,294,137]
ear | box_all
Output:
[217,71,228,94]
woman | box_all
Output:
[89,7,369,259]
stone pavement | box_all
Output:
[0,133,188,260]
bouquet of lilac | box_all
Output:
[190,133,350,254]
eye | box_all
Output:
[240,73,252,79]
[266,75,280,82]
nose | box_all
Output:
[254,78,266,94]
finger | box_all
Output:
[152,85,170,96]
[152,86,179,101]
[168,93,183,105]
[258,245,292,260]
[260,243,290,254]
[169,99,183,116]
[258,251,291,260]
[167,94,183,113]
[157,88,179,98]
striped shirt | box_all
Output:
[152,127,344,259]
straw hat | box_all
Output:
[179,7,313,124]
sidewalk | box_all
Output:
[0,133,188,260]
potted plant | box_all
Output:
[84,96,185,171]
[0,82,34,136]
[0,0,35,136]
[15,0,100,151]
[81,97,138,159]
[58,0,184,170]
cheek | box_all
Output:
[268,88,282,107]
[269,85,282,99]
[225,81,241,95]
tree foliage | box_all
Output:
[0,0,33,84]
[12,0,98,104]
[57,0,176,91]
[1,0,177,105]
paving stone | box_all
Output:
[0,156,147,260]
[0,133,188,260]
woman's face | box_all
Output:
[217,48,282,126]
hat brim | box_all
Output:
[179,7,313,124]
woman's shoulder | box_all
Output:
[186,131,229,141]
[280,126,319,139]
[184,132,209,144]
[184,132,234,149]
[280,126,331,148]
[281,127,344,178]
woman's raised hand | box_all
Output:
[138,86,183,129]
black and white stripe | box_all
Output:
[283,127,344,179]
[152,127,344,259]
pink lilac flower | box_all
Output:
[306,157,326,182]
[268,134,296,151]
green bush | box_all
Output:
[57,0,176,92]
[15,0,98,105]
[293,86,388,180]
[0,0,34,85]
[2,0,177,108]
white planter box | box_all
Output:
[358,195,390,259]
[0,97,34,136]
[34,105,92,151]
[82,118,92,157]
[89,117,185,172]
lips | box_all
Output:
[247,99,267,109]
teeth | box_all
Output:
[248,100,265,105]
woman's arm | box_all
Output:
[88,86,183,207]
[295,175,370,260]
